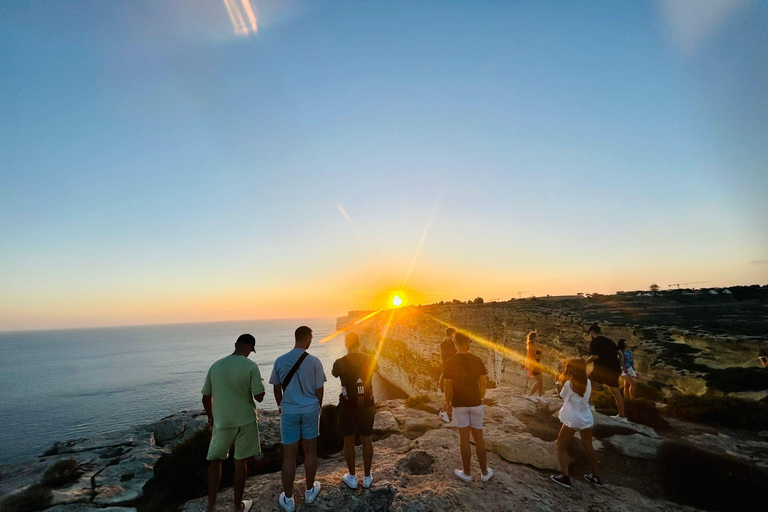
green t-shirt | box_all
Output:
[201,355,265,428]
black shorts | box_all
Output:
[590,367,620,388]
[338,401,375,437]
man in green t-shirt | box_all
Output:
[202,334,265,512]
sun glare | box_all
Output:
[392,295,403,307]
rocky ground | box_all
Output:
[3,386,767,512]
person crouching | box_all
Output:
[443,332,493,483]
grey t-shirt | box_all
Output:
[269,348,327,414]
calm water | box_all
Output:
[0,318,403,464]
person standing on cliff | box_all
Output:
[270,326,326,512]
[331,331,379,490]
[202,333,265,512]
[586,324,628,423]
[444,332,494,483]
[438,327,457,423]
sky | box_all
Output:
[1,0,766,331]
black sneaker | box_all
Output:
[549,474,571,488]
[584,474,602,486]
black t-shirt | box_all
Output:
[589,336,621,373]
[440,337,457,367]
[332,352,379,406]
[443,353,487,407]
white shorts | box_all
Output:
[622,368,637,378]
[452,405,484,429]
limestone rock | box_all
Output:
[684,433,768,469]
[483,425,560,470]
[604,434,663,459]
[373,410,400,434]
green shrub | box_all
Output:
[634,381,663,402]
[591,390,616,411]
[0,484,52,512]
[665,394,768,431]
[658,442,768,511]
[42,458,81,487]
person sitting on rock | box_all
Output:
[443,332,493,483]
[550,359,601,489]
[201,333,266,512]
[438,327,458,423]
[269,326,326,512]
[524,331,547,404]
[331,331,379,490]
[586,324,628,423]
[618,339,638,399]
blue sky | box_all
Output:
[1,0,766,330]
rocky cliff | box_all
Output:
[341,295,768,399]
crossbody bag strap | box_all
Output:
[281,352,309,391]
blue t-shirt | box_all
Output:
[269,348,327,414]
[624,350,635,371]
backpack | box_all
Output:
[341,356,375,408]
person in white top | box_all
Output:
[550,359,601,489]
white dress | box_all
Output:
[558,380,594,430]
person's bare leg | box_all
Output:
[343,435,356,475]
[528,379,540,396]
[580,429,599,477]
[555,425,576,476]
[458,427,472,476]
[535,374,544,397]
[628,377,637,399]
[361,435,373,476]
[470,428,488,475]
[233,458,247,512]
[208,459,223,512]
[610,386,626,417]
[302,438,318,489]
[281,442,298,499]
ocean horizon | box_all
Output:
[0,317,404,464]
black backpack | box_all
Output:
[342,357,375,408]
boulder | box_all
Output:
[684,433,768,469]
[372,410,400,434]
[482,425,560,471]
[604,434,663,459]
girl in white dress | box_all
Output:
[550,359,601,488]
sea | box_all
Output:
[0,318,405,464]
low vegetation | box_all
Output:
[41,458,81,487]
[658,442,768,512]
[665,394,768,431]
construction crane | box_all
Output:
[668,281,711,290]
[516,291,531,299]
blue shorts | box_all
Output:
[280,410,320,444]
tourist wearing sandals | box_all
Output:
[550,359,601,489]
[524,331,547,404]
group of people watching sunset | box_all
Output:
[201,322,639,511]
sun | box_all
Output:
[392,295,403,307]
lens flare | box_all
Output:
[392,295,403,307]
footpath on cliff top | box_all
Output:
[3,384,767,512]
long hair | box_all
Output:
[617,339,627,351]
[563,359,588,397]
[526,331,537,345]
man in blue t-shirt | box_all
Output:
[269,326,326,512]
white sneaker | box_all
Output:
[241,499,253,512]
[537,397,548,404]
[453,469,473,482]
[611,415,629,423]
[362,473,373,489]
[439,411,451,424]
[342,473,358,489]
[305,481,321,504]
[278,493,295,512]
[481,467,494,483]
[526,395,538,403]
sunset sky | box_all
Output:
[1,0,766,331]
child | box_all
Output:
[550,359,601,489]
[618,339,638,399]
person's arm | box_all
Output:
[444,378,453,414]
[478,375,487,399]
[273,385,283,411]
[254,391,265,403]
[251,366,266,403]
[202,395,213,427]
[315,386,324,408]
[586,355,598,363]
[587,338,598,363]
[618,350,625,372]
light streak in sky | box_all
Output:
[222,0,258,36]
[337,204,354,227]
[402,200,439,289]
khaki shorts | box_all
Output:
[207,421,261,460]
